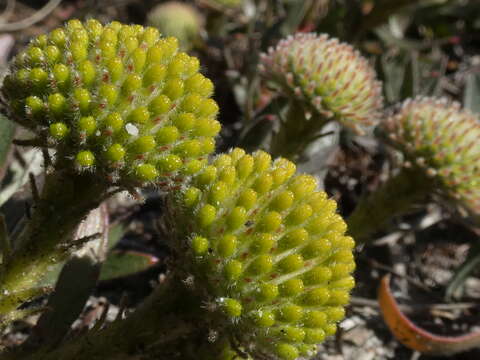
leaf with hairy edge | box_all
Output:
[378,274,480,356]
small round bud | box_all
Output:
[132,136,156,154]
[73,88,91,114]
[224,260,243,281]
[184,187,201,208]
[164,78,184,100]
[192,236,209,256]
[76,151,95,167]
[104,113,123,132]
[248,255,273,275]
[173,113,196,132]
[253,310,275,327]
[158,155,182,172]
[226,207,247,230]
[279,279,304,298]
[156,126,180,145]
[236,189,257,210]
[278,305,303,323]
[276,343,299,360]
[135,164,158,182]
[49,122,69,139]
[222,298,242,318]
[105,144,126,162]
[197,205,216,228]
[78,116,96,136]
[256,283,279,302]
[271,191,294,211]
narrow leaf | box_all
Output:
[99,250,158,281]
[0,214,11,260]
[0,113,15,182]
[446,243,480,300]
[464,71,480,114]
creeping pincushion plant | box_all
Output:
[0,149,354,360]
[0,3,477,360]
[169,148,355,359]
[347,97,480,242]
[0,19,219,325]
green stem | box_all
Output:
[347,167,433,244]
[270,100,329,161]
[0,170,109,322]
[1,278,223,360]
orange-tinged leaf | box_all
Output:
[378,274,480,356]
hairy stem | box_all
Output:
[0,170,109,323]
[347,167,433,243]
[1,278,221,360]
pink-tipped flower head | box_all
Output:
[382,97,480,217]
[259,33,383,135]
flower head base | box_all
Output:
[147,2,203,50]
[172,148,355,360]
[382,97,480,217]
[1,19,219,187]
[259,33,383,134]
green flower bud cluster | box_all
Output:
[382,97,480,217]
[147,2,203,50]
[258,33,383,135]
[1,19,220,186]
[172,148,355,360]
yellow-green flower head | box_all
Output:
[382,97,480,217]
[172,148,355,360]
[147,2,203,50]
[1,19,220,187]
[258,33,383,135]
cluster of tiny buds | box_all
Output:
[382,96,480,216]
[258,33,383,135]
[1,19,220,187]
[172,148,355,360]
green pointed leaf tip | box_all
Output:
[258,33,383,135]
[173,148,356,360]
[382,97,480,217]
[1,19,220,187]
